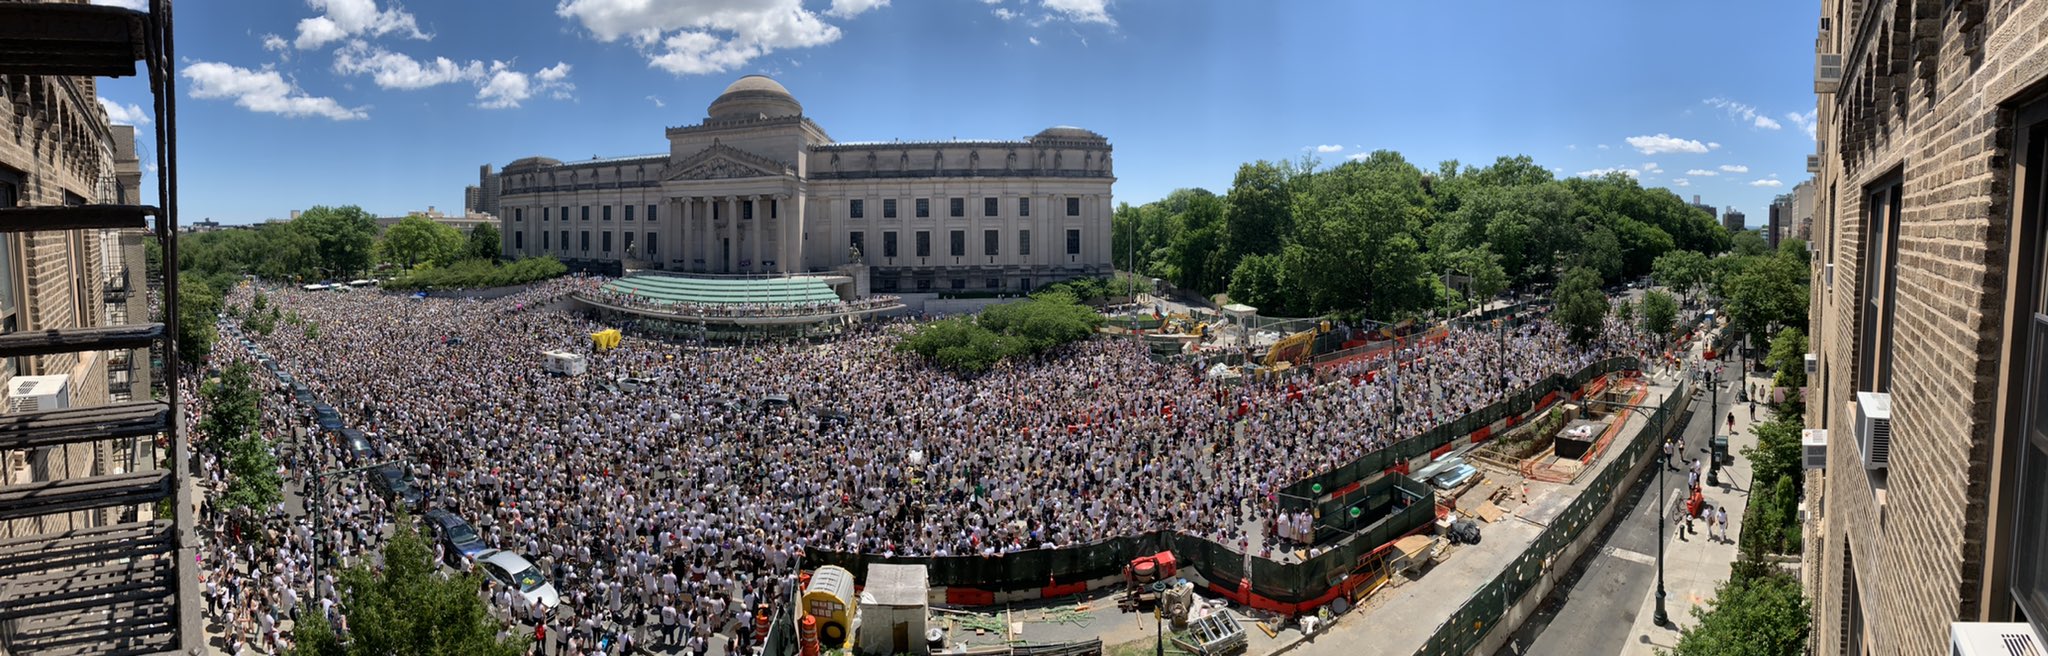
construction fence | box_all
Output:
[1413,375,1695,655]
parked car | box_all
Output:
[474,550,559,615]
[369,463,426,511]
[339,428,378,462]
[422,509,489,566]
[313,406,343,430]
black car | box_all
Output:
[313,406,343,431]
[422,509,489,566]
[370,463,426,511]
[339,428,378,462]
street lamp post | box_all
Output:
[1654,394,1669,627]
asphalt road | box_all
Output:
[1493,368,1732,655]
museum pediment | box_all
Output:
[666,142,793,181]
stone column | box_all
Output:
[723,196,739,273]
[679,197,692,271]
[749,195,764,274]
[777,194,795,274]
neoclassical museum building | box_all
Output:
[488,75,1114,293]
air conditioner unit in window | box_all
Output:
[1856,392,1891,469]
[1807,154,1821,173]
[1805,353,1818,375]
[1816,53,1843,94]
[7,374,70,414]
[1951,622,2044,656]
[1804,429,1827,470]
[1825,263,1835,288]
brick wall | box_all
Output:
[1810,0,2048,653]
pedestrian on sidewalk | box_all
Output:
[1703,504,1718,541]
[1717,506,1730,543]
[1665,439,1676,471]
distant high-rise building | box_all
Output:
[464,185,482,215]
[1790,179,1816,243]
[1689,194,1718,226]
[1769,193,1794,249]
[1722,207,1746,233]
[476,164,500,218]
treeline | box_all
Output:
[1112,154,1732,318]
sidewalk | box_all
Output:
[1617,346,1770,654]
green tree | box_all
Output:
[1731,229,1771,257]
[1766,328,1810,390]
[1225,253,1292,314]
[1723,254,1809,351]
[1222,161,1295,263]
[1743,415,1807,499]
[294,205,380,278]
[898,294,1103,373]
[176,273,222,366]
[1641,290,1678,340]
[1652,250,1713,301]
[1552,266,1609,345]
[1668,570,1810,656]
[200,363,280,512]
[380,215,465,269]
[291,517,527,656]
[468,223,502,262]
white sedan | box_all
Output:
[474,550,560,616]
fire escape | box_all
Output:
[0,1,198,654]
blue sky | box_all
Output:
[92,0,1819,228]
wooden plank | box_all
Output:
[0,323,163,359]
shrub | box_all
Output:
[382,256,567,291]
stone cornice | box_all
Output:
[665,115,833,141]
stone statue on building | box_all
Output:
[848,245,864,264]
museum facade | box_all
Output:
[489,75,1114,293]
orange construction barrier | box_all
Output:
[798,615,821,656]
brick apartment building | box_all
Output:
[1806,0,2048,653]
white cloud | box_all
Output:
[557,0,850,76]
[1707,142,1721,150]
[647,95,665,107]
[1704,97,1783,130]
[1625,133,1710,155]
[292,0,429,50]
[1577,167,1640,179]
[88,0,147,9]
[1311,144,1344,154]
[1673,178,1691,187]
[993,7,1019,20]
[1642,162,1661,173]
[1566,144,1577,151]
[1028,36,1041,46]
[97,97,150,125]
[1597,144,1610,150]
[1750,179,1784,187]
[827,0,889,18]
[1786,109,1818,140]
[1720,164,1749,173]
[181,61,367,120]
[1042,0,1114,25]
[1686,169,1718,176]
[475,61,574,109]
[1347,153,1371,162]
[332,41,482,89]
[262,34,290,51]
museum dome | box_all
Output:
[707,75,803,121]
[1032,126,1105,141]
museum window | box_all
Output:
[647,204,657,222]
[883,199,897,219]
[514,231,523,249]
[916,198,930,218]
[950,198,964,218]
[849,231,865,256]
[515,208,523,222]
[602,231,613,253]
[580,231,590,251]
[542,231,551,250]
[603,205,612,221]
[771,199,779,219]
[986,278,1001,289]
[560,206,569,222]
[624,205,634,221]
[622,232,634,254]
[1067,197,1081,217]
[985,229,999,256]
[917,279,932,291]
[916,231,931,257]
[851,199,865,219]
[646,233,657,255]
[985,197,999,217]
[949,230,965,257]
[1019,198,1031,217]
[1019,229,1031,256]
[951,279,966,290]
[881,277,898,292]
[1019,277,1031,291]
[560,231,569,253]
[743,202,753,221]
[2011,100,2048,637]
[1857,171,1903,394]
[1066,229,1081,255]
[582,206,590,221]
[543,207,550,222]
[883,231,898,258]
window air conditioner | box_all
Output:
[1807,154,1822,173]
[1803,428,1827,470]
[1825,263,1835,288]
[7,374,71,414]
[1856,392,1891,470]
[1950,622,2044,656]
[1805,353,1818,375]
[1816,53,1843,94]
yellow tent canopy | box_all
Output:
[591,329,622,351]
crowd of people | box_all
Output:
[185,274,1650,653]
